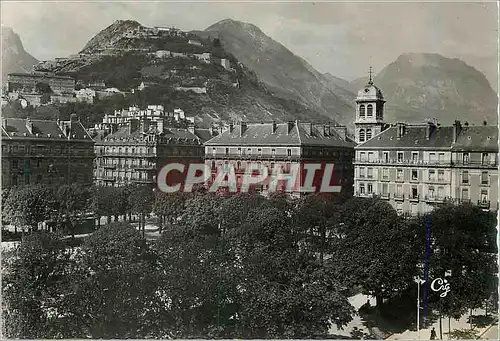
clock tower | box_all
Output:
[355,67,386,144]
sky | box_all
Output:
[1,0,498,86]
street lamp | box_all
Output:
[414,276,426,340]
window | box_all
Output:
[37,174,42,183]
[428,186,435,198]
[412,186,418,199]
[360,152,366,161]
[225,148,229,155]
[438,153,445,163]
[409,169,417,180]
[367,168,373,179]
[429,153,437,163]
[287,149,292,157]
[428,170,436,181]
[12,160,18,169]
[367,183,373,193]
[237,161,241,170]
[463,153,469,164]
[360,183,365,194]
[396,202,403,215]
[366,129,372,140]
[411,204,418,215]
[481,189,488,203]
[382,183,388,195]
[359,129,365,142]
[382,168,389,179]
[238,147,242,155]
[212,147,216,156]
[437,186,444,198]
[438,170,444,181]
[211,161,216,170]
[367,104,373,117]
[271,148,276,156]
[368,152,374,162]
[412,152,419,163]
[396,184,403,197]
[482,153,488,165]
[397,169,403,180]
[397,152,404,163]
[481,171,488,185]
[247,148,252,155]
[462,170,469,184]
[359,105,366,118]
[461,188,469,200]
[359,167,366,178]
[383,152,389,163]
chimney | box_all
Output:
[25,118,33,134]
[453,120,461,143]
[323,124,328,136]
[210,125,218,136]
[426,121,435,140]
[128,119,139,134]
[271,120,277,134]
[239,121,247,136]
[397,123,406,138]
[333,126,347,140]
[287,121,295,135]
[188,123,195,135]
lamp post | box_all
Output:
[414,276,425,339]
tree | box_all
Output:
[332,197,422,307]
[128,185,154,237]
[90,185,115,226]
[426,203,497,321]
[72,222,161,338]
[153,192,186,232]
[2,231,78,338]
[54,184,91,237]
[4,185,57,234]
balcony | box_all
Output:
[424,196,445,203]
[394,193,405,200]
[354,159,451,167]
[478,200,491,210]
[409,194,420,202]
[208,154,301,161]
[103,164,116,169]
[134,165,156,170]
[451,160,497,169]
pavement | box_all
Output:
[386,307,497,340]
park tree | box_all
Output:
[128,185,154,237]
[54,184,91,237]
[153,191,186,232]
[4,185,57,234]
[234,204,354,338]
[71,222,161,338]
[332,197,422,307]
[90,185,115,226]
[2,231,78,338]
[425,203,498,329]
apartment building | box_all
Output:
[203,121,355,197]
[354,121,498,215]
[1,115,95,187]
[94,118,206,187]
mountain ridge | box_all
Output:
[1,26,39,82]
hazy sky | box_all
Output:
[2,1,498,86]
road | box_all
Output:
[480,323,498,340]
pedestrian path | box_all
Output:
[386,308,497,340]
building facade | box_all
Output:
[353,80,498,214]
[8,73,75,95]
[204,121,355,197]
[93,118,207,187]
[1,115,95,187]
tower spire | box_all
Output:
[368,66,373,85]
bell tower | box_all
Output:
[355,67,386,144]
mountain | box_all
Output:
[1,26,38,81]
[196,19,356,128]
[27,20,329,126]
[372,53,498,125]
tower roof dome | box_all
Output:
[357,83,384,101]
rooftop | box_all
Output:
[1,118,93,141]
